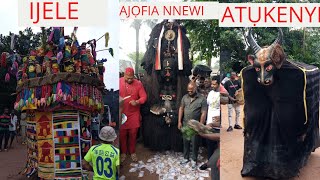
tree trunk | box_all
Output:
[207,58,212,67]
[135,28,140,74]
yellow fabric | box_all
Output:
[287,61,318,124]
[105,32,109,47]
[84,144,119,180]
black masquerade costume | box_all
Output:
[140,20,192,151]
[241,28,320,179]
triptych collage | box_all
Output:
[1,1,320,180]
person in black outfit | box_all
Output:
[224,72,242,132]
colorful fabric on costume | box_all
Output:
[79,111,92,159]
[53,110,82,179]
[24,110,38,177]
[36,112,54,179]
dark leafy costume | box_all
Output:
[241,28,320,179]
[140,20,192,151]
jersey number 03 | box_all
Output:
[96,156,113,178]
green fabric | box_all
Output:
[0,115,10,131]
[84,144,119,180]
[181,93,207,122]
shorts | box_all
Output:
[10,131,16,136]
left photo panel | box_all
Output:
[0,1,120,180]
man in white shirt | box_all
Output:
[20,112,27,145]
[9,110,18,148]
[207,85,220,126]
[200,77,222,171]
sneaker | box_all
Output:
[227,126,233,132]
[191,160,197,169]
[131,153,138,162]
[180,159,189,165]
[234,124,243,129]
[120,154,126,163]
[199,163,208,170]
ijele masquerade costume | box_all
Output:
[11,27,109,180]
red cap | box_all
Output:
[125,67,134,76]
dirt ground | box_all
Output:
[120,143,159,180]
[221,105,320,180]
[2,106,320,180]
[0,136,29,180]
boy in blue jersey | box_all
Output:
[82,126,119,180]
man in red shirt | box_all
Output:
[119,68,147,162]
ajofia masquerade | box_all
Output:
[247,28,286,85]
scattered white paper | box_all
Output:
[130,163,138,167]
[129,168,137,173]
[199,171,210,177]
[125,148,210,179]
[138,171,144,177]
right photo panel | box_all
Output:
[220,26,320,179]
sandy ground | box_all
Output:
[0,135,29,180]
[2,106,320,180]
[221,105,320,180]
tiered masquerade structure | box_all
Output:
[13,27,107,179]
[140,20,192,151]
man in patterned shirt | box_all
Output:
[0,108,11,152]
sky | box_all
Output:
[0,0,120,90]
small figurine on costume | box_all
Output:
[35,60,42,77]
[64,60,75,73]
[51,58,60,74]
[36,47,45,65]
[17,67,23,86]
[27,60,36,79]
[80,46,90,74]
[72,46,81,74]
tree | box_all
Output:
[127,52,145,73]
[0,27,51,111]
[220,27,320,74]
[130,20,143,74]
[183,20,220,66]
[130,19,158,73]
